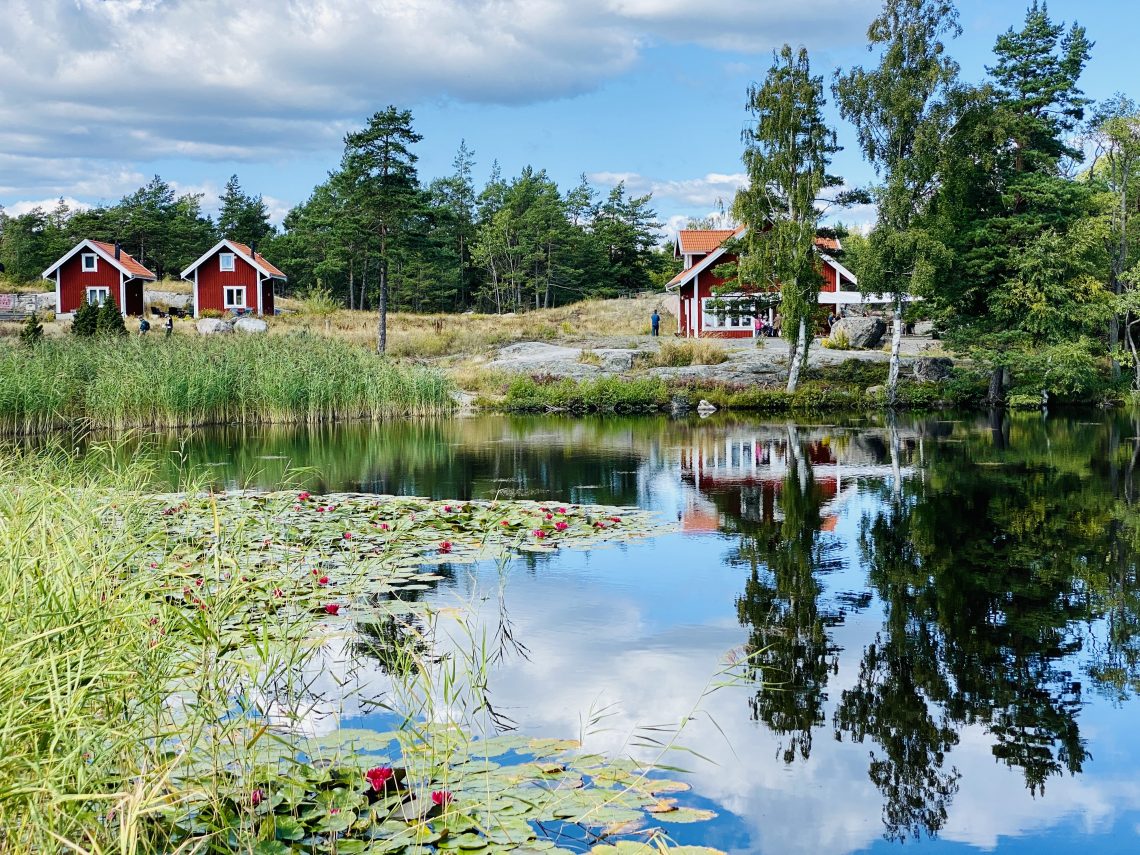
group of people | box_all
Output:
[751,314,781,338]
[138,314,175,337]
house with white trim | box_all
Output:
[42,240,156,317]
[665,227,892,338]
[180,239,286,318]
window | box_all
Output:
[219,253,236,272]
[81,253,98,272]
[224,287,246,309]
[701,296,753,330]
[86,287,110,305]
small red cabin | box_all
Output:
[665,227,865,338]
[180,239,286,318]
[42,239,156,316]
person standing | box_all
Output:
[651,309,660,337]
[753,315,762,339]
[164,314,174,339]
[138,317,150,336]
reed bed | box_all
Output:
[0,334,454,434]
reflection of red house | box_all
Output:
[665,227,864,339]
[42,240,156,316]
[180,240,286,318]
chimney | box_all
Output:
[250,242,257,258]
[114,241,122,260]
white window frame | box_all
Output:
[223,286,247,309]
[81,253,98,272]
[219,253,236,272]
[86,286,110,305]
[701,296,753,330]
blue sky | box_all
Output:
[1,1,1134,236]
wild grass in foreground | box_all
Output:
[0,445,739,854]
[0,333,453,434]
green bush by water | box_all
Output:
[0,333,454,433]
[505,375,670,412]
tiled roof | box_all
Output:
[229,241,287,278]
[677,229,740,255]
[90,240,156,279]
[814,235,841,253]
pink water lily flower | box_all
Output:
[533,529,547,539]
[297,492,311,501]
[439,541,453,554]
[365,766,394,791]
[555,521,568,532]
[250,788,265,807]
[318,575,330,586]
[324,603,341,616]
[432,790,453,807]
[343,531,352,540]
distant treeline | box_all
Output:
[0,138,679,314]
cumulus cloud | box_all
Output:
[0,0,874,200]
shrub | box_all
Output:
[71,298,98,337]
[301,286,340,316]
[504,375,668,412]
[821,330,850,350]
[199,308,225,319]
[96,298,127,336]
[19,312,43,348]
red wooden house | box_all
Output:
[180,239,286,318]
[42,240,156,316]
[665,227,872,338]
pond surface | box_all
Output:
[138,413,1140,854]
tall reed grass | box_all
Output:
[0,334,453,434]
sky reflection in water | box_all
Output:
[141,413,1140,855]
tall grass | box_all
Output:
[0,334,454,434]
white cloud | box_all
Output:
[2,197,92,218]
[0,0,874,200]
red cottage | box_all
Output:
[665,227,871,338]
[42,239,156,316]
[180,240,286,318]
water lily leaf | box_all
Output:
[652,807,717,824]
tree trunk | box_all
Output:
[987,364,1005,406]
[377,239,388,355]
[887,307,903,405]
[786,317,807,393]
[348,258,355,311]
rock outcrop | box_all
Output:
[234,317,269,334]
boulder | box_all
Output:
[831,316,886,349]
[913,356,953,383]
[593,349,636,371]
[196,318,234,336]
[669,396,692,415]
[234,317,269,334]
[696,399,717,416]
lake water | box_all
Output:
[138,413,1140,854]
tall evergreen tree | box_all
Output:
[834,0,961,401]
[217,174,273,247]
[96,294,127,336]
[342,107,423,353]
[71,297,98,337]
[734,44,842,392]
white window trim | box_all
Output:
[81,253,98,272]
[701,295,754,330]
[219,253,236,272]
[224,286,247,309]
[86,286,110,305]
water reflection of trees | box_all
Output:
[729,415,1140,843]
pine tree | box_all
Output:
[71,297,98,337]
[217,174,274,246]
[19,310,43,347]
[342,107,423,354]
[734,45,842,393]
[96,295,127,336]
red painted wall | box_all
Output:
[59,251,121,313]
[195,250,260,315]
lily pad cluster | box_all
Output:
[179,725,720,855]
[140,491,668,642]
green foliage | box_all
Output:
[0,335,454,434]
[216,174,273,246]
[300,285,340,316]
[648,340,729,367]
[70,297,98,337]
[19,311,43,347]
[734,44,840,346]
[503,376,669,413]
[96,295,127,336]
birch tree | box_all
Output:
[834,0,961,403]
[734,45,841,393]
